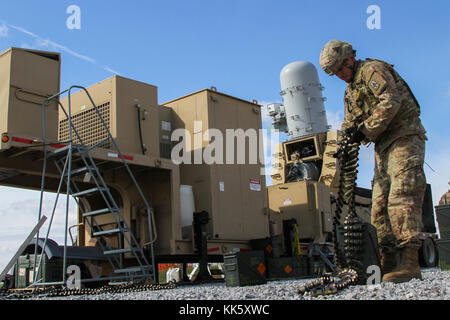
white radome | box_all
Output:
[280,61,329,139]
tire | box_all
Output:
[419,238,437,267]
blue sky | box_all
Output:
[0,0,449,272]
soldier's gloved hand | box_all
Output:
[345,126,365,144]
[350,130,365,144]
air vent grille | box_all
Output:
[58,101,111,149]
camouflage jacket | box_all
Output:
[342,58,427,152]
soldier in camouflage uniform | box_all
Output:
[439,183,450,205]
[319,40,427,283]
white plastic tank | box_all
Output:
[180,185,195,227]
[280,61,329,139]
[166,267,182,283]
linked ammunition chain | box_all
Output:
[297,268,359,297]
[298,131,364,297]
[0,280,176,300]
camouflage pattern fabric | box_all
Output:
[340,58,427,250]
[372,134,426,250]
[439,186,450,205]
[342,58,426,153]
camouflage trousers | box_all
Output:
[371,134,426,251]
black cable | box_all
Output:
[136,104,146,155]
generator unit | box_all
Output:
[0,47,60,147]
[59,75,164,158]
[163,88,269,244]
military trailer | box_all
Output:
[0,47,271,288]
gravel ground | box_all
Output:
[27,267,449,301]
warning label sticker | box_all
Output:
[250,179,261,191]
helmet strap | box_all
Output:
[342,58,356,81]
[342,59,355,71]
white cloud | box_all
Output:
[1,20,120,75]
[0,23,8,37]
[326,109,343,130]
[102,65,121,75]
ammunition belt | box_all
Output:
[0,280,176,300]
[297,268,359,297]
[298,132,364,297]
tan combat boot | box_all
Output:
[380,250,397,275]
[382,247,422,283]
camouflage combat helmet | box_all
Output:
[319,40,354,76]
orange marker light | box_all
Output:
[1,135,9,143]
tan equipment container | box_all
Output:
[0,47,60,147]
[163,88,269,242]
[59,75,160,157]
[268,180,333,244]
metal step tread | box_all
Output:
[104,247,140,255]
[67,166,96,177]
[113,265,153,274]
[92,228,129,237]
[82,207,119,217]
[72,187,107,197]
[49,145,87,158]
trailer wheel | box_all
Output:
[419,238,437,267]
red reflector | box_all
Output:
[50,143,66,149]
[12,136,33,144]
[121,155,133,161]
[107,152,134,161]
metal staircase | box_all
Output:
[33,85,156,287]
